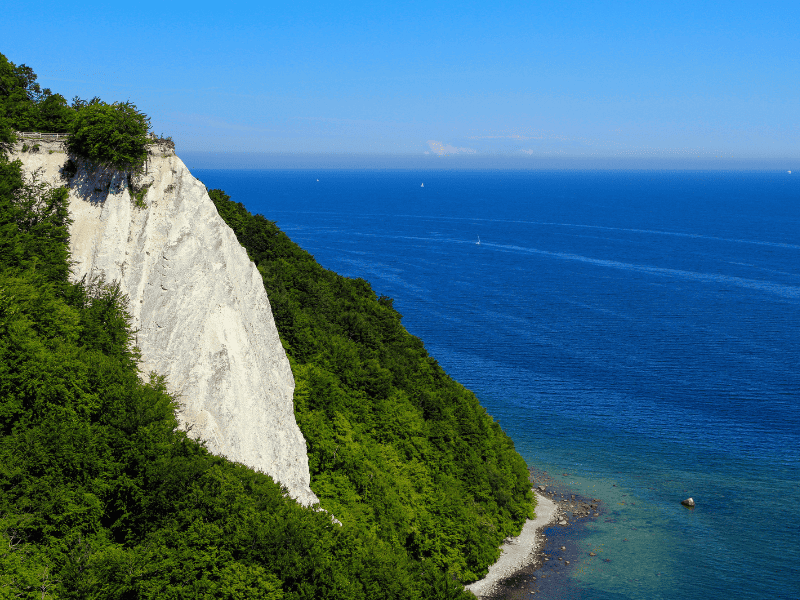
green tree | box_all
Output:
[0,53,74,141]
[0,167,70,284]
[0,54,42,135]
[209,189,535,583]
[0,514,57,600]
[67,101,151,172]
[0,155,475,600]
[36,94,73,133]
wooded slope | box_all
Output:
[211,190,533,582]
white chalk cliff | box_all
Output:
[15,140,319,506]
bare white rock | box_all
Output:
[14,141,319,506]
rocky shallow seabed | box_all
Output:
[478,468,605,599]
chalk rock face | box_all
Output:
[15,141,319,506]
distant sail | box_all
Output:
[476,236,481,245]
[421,182,424,187]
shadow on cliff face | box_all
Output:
[63,157,120,205]
[64,154,170,207]
[64,157,156,208]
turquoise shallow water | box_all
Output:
[194,168,800,599]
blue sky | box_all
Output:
[3,1,798,163]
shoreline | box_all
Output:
[465,492,559,598]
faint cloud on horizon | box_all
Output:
[427,140,476,156]
[467,133,542,141]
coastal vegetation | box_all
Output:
[66,100,151,172]
[0,51,533,597]
[0,54,72,142]
[0,149,473,599]
[209,191,534,580]
[0,52,150,171]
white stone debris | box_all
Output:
[465,493,559,598]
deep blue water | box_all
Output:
[194,168,800,600]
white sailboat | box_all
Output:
[476,236,481,245]
[421,182,424,188]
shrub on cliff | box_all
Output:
[67,100,151,172]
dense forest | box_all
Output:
[0,51,533,598]
[210,191,534,580]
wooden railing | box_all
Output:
[15,131,70,141]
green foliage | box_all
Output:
[0,120,16,150]
[1,52,156,170]
[0,49,532,597]
[67,101,151,172]
[127,182,150,209]
[1,150,474,599]
[0,513,57,599]
[0,53,74,137]
[35,94,73,133]
[209,189,534,582]
[0,158,71,288]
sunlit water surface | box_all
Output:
[194,168,800,600]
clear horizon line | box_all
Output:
[180,150,798,171]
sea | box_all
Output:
[193,167,800,600]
